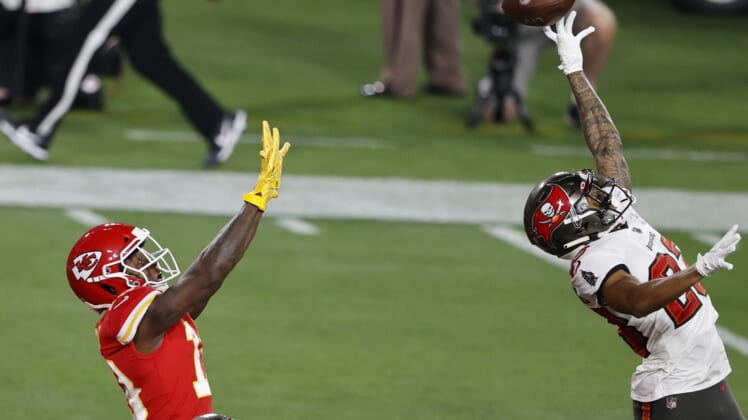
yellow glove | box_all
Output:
[243,121,291,211]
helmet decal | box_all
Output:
[524,170,635,257]
[67,223,181,313]
[532,184,571,244]
[71,251,103,282]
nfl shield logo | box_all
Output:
[666,396,677,410]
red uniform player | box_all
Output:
[66,121,290,420]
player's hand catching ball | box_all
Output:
[243,121,291,211]
[543,11,595,75]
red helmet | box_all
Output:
[66,223,180,312]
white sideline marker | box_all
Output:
[65,208,108,227]
[482,224,565,268]
[125,129,391,149]
[717,326,748,357]
[483,224,748,357]
[274,217,320,236]
[534,145,748,163]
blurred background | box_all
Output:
[0,0,746,418]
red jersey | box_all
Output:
[96,286,213,419]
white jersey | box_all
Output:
[566,188,731,402]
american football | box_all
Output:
[501,0,576,27]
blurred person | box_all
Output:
[0,0,115,109]
[469,0,616,128]
[523,12,744,419]
[360,0,467,99]
[0,0,246,167]
[66,121,290,420]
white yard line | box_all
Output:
[534,145,748,162]
[482,224,565,268]
[1,164,747,230]
[717,326,748,357]
[274,217,320,235]
[125,129,391,149]
[64,208,109,227]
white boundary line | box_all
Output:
[64,208,109,227]
[123,132,747,161]
[533,145,748,162]
[717,326,748,357]
[125,129,392,149]
[2,164,747,229]
[274,217,320,236]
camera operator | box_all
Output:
[468,0,617,130]
[467,0,532,130]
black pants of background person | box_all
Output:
[0,7,76,106]
[633,379,745,420]
[17,0,243,165]
[0,6,105,109]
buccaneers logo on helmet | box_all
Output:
[532,185,571,245]
[524,170,633,257]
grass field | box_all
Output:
[1,0,747,419]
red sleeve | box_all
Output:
[96,286,160,349]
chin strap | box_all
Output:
[562,220,628,251]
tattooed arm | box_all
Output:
[567,72,632,190]
[544,12,632,191]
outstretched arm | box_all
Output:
[544,12,632,191]
[601,225,741,317]
[134,121,291,353]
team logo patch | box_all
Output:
[71,251,102,281]
[581,270,597,286]
[532,185,571,244]
[665,396,677,410]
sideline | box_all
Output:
[1,164,747,230]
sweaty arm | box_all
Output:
[134,121,291,352]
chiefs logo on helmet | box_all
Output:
[532,184,571,244]
[71,251,103,282]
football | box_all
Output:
[501,0,576,27]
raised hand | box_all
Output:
[543,11,595,75]
[243,121,291,211]
[696,224,742,277]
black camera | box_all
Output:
[471,0,518,44]
[467,0,533,131]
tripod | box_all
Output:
[466,9,533,132]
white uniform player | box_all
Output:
[522,12,744,419]
[568,187,731,402]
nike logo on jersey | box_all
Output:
[112,295,129,311]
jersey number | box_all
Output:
[106,321,212,418]
[184,321,212,398]
[649,237,707,328]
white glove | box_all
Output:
[695,224,741,277]
[542,11,596,75]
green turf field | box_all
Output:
[1,0,747,418]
